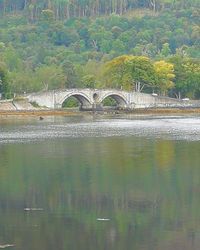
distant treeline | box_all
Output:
[0,0,199,19]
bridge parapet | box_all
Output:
[26,89,200,110]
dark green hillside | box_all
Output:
[0,0,199,99]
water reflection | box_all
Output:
[0,115,200,249]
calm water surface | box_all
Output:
[0,114,200,250]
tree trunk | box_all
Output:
[135,82,141,92]
[149,0,156,12]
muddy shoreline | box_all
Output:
[1,108,200,117]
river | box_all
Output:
[0,114,200,250]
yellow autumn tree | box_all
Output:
[103,55,134,90]
[154,60,175,95]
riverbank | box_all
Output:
[1,108,200,117]
[0,109,78,117]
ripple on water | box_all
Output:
[0,116,200,143]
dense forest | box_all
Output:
[0,0,199,100]
[0,0,199,18]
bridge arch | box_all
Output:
[99,93,128,107]
[60,92,92,109]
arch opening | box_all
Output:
[61,94,92,110]
[101,94,127,109]
[62,96,79,109]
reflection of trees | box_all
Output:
[0,145,9,178]
[155,140,175,169]
[0,138,199,249]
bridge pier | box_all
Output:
[79,104,94,111]
[80,103,104,111]
[92,103,104,111]
[54,103,62,109]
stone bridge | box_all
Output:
[26,89,199,110]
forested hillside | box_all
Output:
[0,0,199,18]
[0,0,199,99]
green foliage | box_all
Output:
[160,43,171,57]
[0,1,199,98]
[168,56,200,98]
[104,55,133,90]
[0,62,10,98]
[81,75,96,88]
[41,9,54,22]
[0,1,199,19]
[61,60,80,88]
[62,97,79,108]
[102,97,117,107]
[126,56,156,92]
[154,60,175,95]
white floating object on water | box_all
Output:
[24,208,31,211]
[97,218,110,221]
[24,208,44,211]
[0,244,15,248]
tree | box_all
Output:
[112,39,126,54]
[0,62,10,98]
[103,55,133,90]
[2,46,23,71]
[154,60,175,95]
[181,58,200,98]
[160,43,171,57]
[81,74,96,88]
[169,56,200,99]
[35,65,66,90]
[40,9,54,23]
[0,0,199,98]
[9,70,38,93]
[61,60,80,88]
[82,59,104,88]
[126,56,156,92]
[0,0,198,19]
[51,27,80,47]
